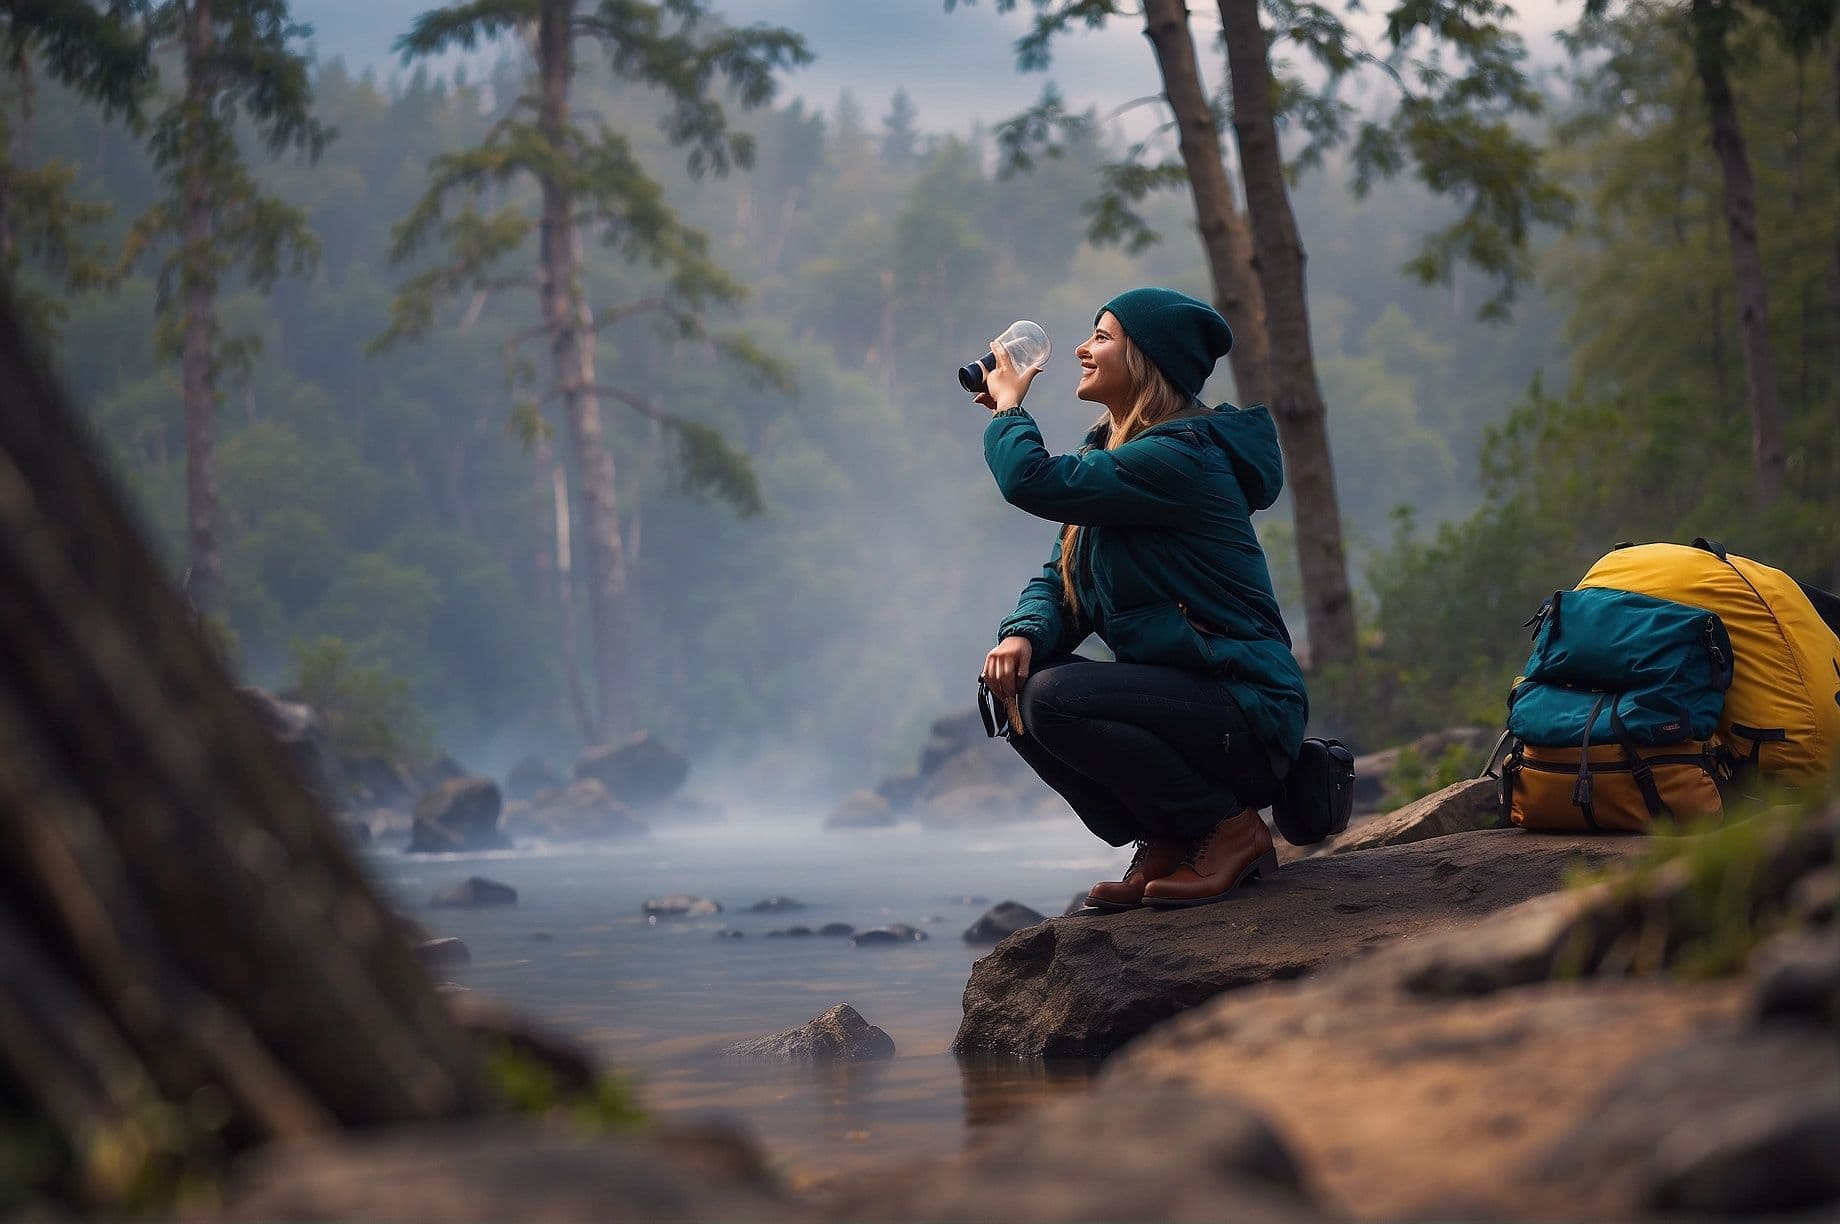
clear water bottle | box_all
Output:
[958,320,1051,393]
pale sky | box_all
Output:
[298,1,1580,139]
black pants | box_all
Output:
[1007,653,1282,846]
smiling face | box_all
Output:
[1075,311,1132,412]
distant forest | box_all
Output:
[13,4,1838,798]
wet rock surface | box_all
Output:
[503,778,647,841]
[414,937,471,968]
[954,828,1647,1056]
[824,789,895,829]
[408,776,508,854]
[852,924,926,946]
[962,901,1046,944]
[574,731,690,809]
[643,894,721,917]
[428,877,517,908]
[722,1003,896,1062]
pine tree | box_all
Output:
[382,0,808,742]
[0,0,148,340]
[117,0,327,613]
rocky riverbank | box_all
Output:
[215,794,1838,1223]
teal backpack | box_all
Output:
[1507,587,1733,748]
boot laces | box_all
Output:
[1179,823,1225,870]
[1123,840,1152,876]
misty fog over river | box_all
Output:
[364,818,1117,1182]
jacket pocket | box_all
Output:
[1104,600,1226,673]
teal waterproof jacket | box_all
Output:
[985,403,1307,765]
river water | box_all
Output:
[360,818,1124,1187]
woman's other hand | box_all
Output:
[982,635,1034,703]
[983,339,1041,409]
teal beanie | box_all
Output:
[1096,287,1233,399]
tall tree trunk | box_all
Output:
[0,45,30,265]
[550,454,595,740]
[1139,0,1272,406]
[180,0,221,609]
[1692,0,1785,504]
[537,0,630,740]
[1830,37,1840,418]
[1216,0,1357,671]
[0,298,490,1209]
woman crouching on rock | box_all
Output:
[975,287,1307,909]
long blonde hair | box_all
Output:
[1058,334,1195,613]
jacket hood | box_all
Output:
[1147,404,1285,510]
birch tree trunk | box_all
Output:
[1216,0,1357,670]
[1139,0,1272,406]
[181,0,221,610]
[537,0,631,740]
[1692,0,1785,504]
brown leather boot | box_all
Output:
[1084,838,1188,911]
[1141,808,1277,907]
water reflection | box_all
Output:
[958,1055,1100,1131]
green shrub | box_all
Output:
[288,635,433,765]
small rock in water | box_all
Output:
[643,894,721,917]
[714,927,746,939]
[766,925,812,938]
[853,924,927,947]
[429,877,517,908]
[818,922,856,937]
[748,896,806,912]
[414,937,471,967]
[722,1003,896,1061]
[965,901,1047,944]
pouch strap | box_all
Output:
[1608,699,1669,819]
[1573,693,1607,830]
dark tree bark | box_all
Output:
[537,0,631,740]
[1216,0,1358,670]
[180,0,222,610]
[0,292,491,1208]
[1691,0,1786,503]
[1139,0,1272,406]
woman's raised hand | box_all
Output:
[981,635,1034,703]
[982,338,1041,410]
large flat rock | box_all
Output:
[953,828,1647,1057]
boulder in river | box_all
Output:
[505,755,564,800]
[766,926,812,938]
[748,896,806,913]
[408,776,508,854]
[825,789,895,830]
[817,922,855,937]
[504,778,646,842]
[964,901,1047,944]
[574,732,689,809]
[429,877,518,908]
[722,1003,895,1062]
[643,894,721,918]
[853,924,927,946]
[415,937,471,968]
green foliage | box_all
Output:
[1576,795,1838,979]
[289,635,433,765]
[484,1046,645,1133]
[1386,741,1489,806]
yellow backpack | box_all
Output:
[1577,540,1840,787]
